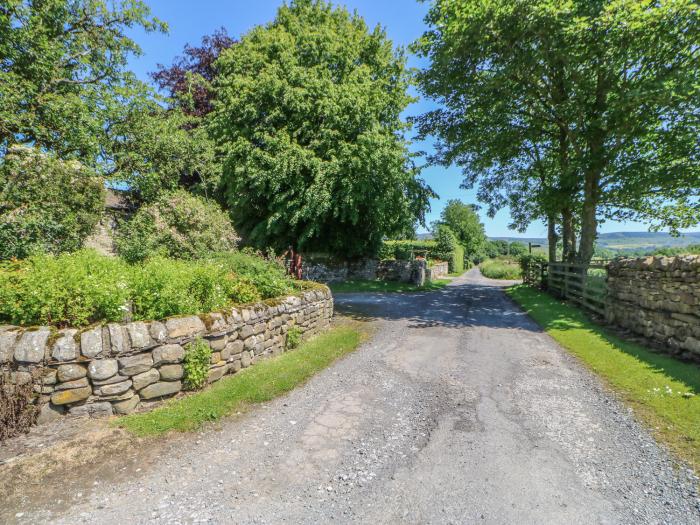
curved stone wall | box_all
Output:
[0,288,333,424]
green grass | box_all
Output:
[480,257,522,280]
[507,285,700,470]
[329,279,450,293]
[116,323,369,436]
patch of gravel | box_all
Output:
[4,268,699,524]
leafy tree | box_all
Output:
[210,0,433,257]
[0,0,166,162]
[152,28,235,118]
[107,101,219,202]
[415,0,700,265]
[0,145,104,259]
[438,200,486,260]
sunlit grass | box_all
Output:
[508,285,700,470]
[116,322,369,436]
[480,257,522,280]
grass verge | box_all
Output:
[329,279,450,293]
[479,257,522,280]
[116,322,369,437]
[507,285,700,470]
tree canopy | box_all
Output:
[414,0,700,264]
[437,200,486,261]
[210,0,434,257]
[0,0,166,162]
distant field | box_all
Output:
[490,231,700,253]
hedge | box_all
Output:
[0,249,297,328]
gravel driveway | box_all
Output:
[12,268,700,524]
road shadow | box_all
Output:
[334,280,538,331]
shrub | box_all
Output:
[0,373,39,441]
[379,240,437,260]
[0,145,105,259]
[183,338,211,390]
[480,257,522,280]
[116,190,240,263]
[0,250,130,327]
[208,251,293,299]
[286,326,302,350]
[433,225,464,273]
[0,250,294,328]
[129,257,263,321]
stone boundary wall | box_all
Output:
[427,261,449,281]
[0,288,333,424]
[607,256,700,361]
[304,258,426,285]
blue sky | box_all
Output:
[126,0,697,238]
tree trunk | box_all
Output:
[561,209,576,262]
[547,214,558,262]
[577,171,599,266]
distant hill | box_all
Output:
[490,231,700,252]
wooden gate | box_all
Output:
[547,261,609,316]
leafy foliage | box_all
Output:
[286,326,302,350]
[437,200,486,262]
[0,0,166,161]
[0,250,296,327]
[152,27,235,118]
[116,190,240,263]
[0,146,105,259]
[415,0,700,264]
[210,0,433,257]
[0,250,131,327]
[480,257,522,280]
[378,240,437,261]
[183,338,211,391]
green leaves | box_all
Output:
[0,145,105,259]
[210,0,433,257]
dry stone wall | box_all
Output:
[0,288,333,424]
[304,258,426,285]
[607,256,700,361]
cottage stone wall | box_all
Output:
[304,258,426,285]
[607,256,700,361]
[0,288,333,424]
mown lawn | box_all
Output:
[507,285,700,470]
[480,257,522,280]
[329,279,450,293]
[117,322,369,437]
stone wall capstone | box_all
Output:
[607,255,700,361]
[0,287,333,424]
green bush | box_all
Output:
[479,257,522,280]
[116,190,240,263]
[0,146,105,259]
[379,240,437,260]
[286,326,302,350]
[183,338,211,390]
[208,251,293,299]
[0,250,295,327]
[452,243,465,274]
[0,250,130,327]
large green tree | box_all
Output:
[0,0,166,163]
[437,200,486,260]
[415,0,700,265]
[210,0,433,257]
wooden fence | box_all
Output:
[546,261,609,316]
[520,258,611,317]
